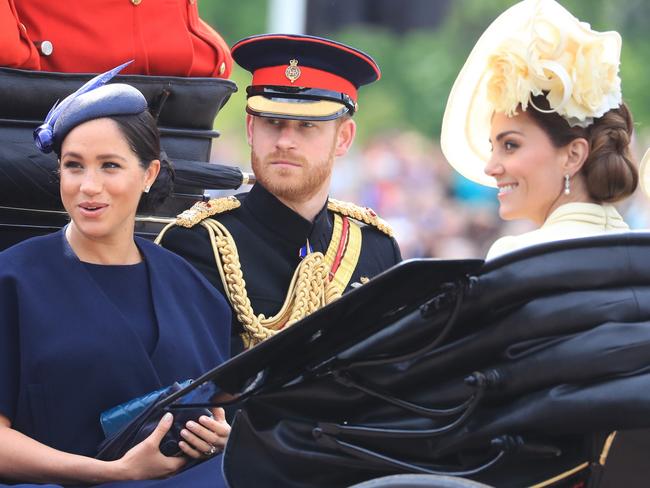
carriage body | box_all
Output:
[1,68,648,488]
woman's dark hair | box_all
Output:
[110,111,175,212]
[526,94,637,203]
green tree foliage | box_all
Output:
[198,0,267,46]
[199,0,649,149]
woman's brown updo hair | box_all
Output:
[526,94,637,203]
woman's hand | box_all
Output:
[178,407,231,459]
[115,412,187,480]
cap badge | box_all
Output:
[285,59,301,83]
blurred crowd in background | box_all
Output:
[204,0,650,260]
[212,127,650,260]
[330,133,650,260]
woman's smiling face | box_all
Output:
[485,111,569,226]
[59,117,157,244]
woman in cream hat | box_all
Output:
[441,0,637,259]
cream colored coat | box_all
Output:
[486,202,630,260]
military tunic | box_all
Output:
[159,183,401,355]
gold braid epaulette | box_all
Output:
[154,195,342,349]
[155,196,383,350]
[197,219,341,349]
[327,198,393,237]
[175,196,241,228]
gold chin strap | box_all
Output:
[156,212,363,349]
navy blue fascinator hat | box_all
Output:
[34,61,148,153]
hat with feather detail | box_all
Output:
[34,61,147,153]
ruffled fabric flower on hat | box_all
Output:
[485,3,622,128]
[441,0,624,187]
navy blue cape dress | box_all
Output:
[0,230,231,487]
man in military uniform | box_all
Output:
[157,34,401,355]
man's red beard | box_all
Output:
[251,149,334,202]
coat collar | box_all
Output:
[59,230,189,380]
[543,203,629,231]
[243,183,332,250]
[58,229,164,382]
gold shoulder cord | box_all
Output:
[156,197,344,348]
[155,197,384,349]
[327,198,394,237]
[202,218,343,348]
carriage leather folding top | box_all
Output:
[121,233,650,487]
[219,233,650,488]
[154,257,483,402]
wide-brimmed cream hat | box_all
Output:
[440,0,622,187]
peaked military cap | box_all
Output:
[231,33,380,121]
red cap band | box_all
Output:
[252,65,358,102]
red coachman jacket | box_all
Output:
[1,0,233,78]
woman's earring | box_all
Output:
[144,185,151,194]
[564,174,570,195]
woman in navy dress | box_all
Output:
[0,65,231,486]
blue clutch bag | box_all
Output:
[96,380,213,460]
[100,380,193,438]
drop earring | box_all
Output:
[144,185,150,194]
[564,174,570,195]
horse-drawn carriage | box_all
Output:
[2,67,649,488]
[137,234,648,488]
